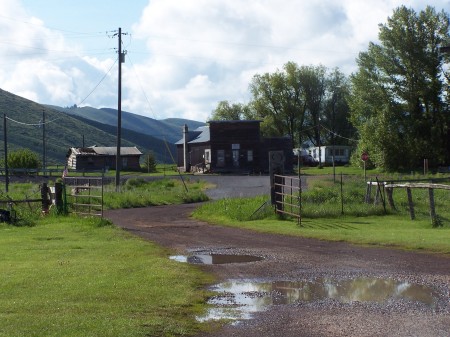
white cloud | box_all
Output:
[129,0,450,121]
[1,0,449,123]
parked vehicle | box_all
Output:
[293,154,318,166]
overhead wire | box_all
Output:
[5,115,61,126]
[126,52,157,119]
[5,46,118,127]
[319,124,358,143]
[77,57,118,106]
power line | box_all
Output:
[127,53,157,119]
[319,124,358,143]
[78,58,118,106]
[5,115,61,126]
[0,14,109,36]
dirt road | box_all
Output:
[105,202,450,337]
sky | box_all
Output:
[1,0,449,122]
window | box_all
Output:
[204,149,211,163]
[247,150,253,162]
[329,148,346,156]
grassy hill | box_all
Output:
[48,105,205,144]
[0,89,195,165]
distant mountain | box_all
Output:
[47,105,206,144]
[0,88,203,165]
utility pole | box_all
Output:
[115,27,126,191]
[3,114,8,192]
[42,109,46,172]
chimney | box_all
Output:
[183,124,190,172]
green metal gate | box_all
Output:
[63,176,104,217]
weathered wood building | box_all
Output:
[176,120,293,173]
[67,146,142,171]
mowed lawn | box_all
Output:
[0,216,213,337]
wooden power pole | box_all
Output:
[115,27,126,191]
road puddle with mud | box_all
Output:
[170,254,263,264]
[197,277,441,322]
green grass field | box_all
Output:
[1,173,449,336]
[0,216,213,337]
[193,175,450,254]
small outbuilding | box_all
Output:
[67,146,142,171]
[176,120,293,173]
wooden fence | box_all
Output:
[366,179,450,226]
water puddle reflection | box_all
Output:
[197,277,440,322]
[170,254,263,265]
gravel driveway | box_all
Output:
[104,175,450,337]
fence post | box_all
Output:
[365,181,372,203]
[374,182,380,205]
[406,187,415,220]
[386,187,396,210]
[54,182,65,214]
[40,183,51,214]
[428,188,437,226]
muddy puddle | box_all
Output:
[170,254,263,265]
[197,277,441,322]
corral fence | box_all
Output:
[365,177,450,226]
[0,182,64,224]
[63,176,104,217]
[271,174,302,225]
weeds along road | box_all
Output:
[104,176,450,337]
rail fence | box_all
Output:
[366,178,450,226]
[272,174,302,225]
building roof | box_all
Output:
[70,146,142,156]
[175,126,210,145]
[207,120,262,124]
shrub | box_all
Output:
[4,148,40,170]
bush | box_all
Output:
[4,148,40,170]
[124,178,148,189]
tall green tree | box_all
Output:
[349,6,450,170]
[301,65,327,150]
[321,68,353,147]
[210,101,250,121]
[249,62,308,145]
[249,62,353,157]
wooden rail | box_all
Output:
[367,180,450,226]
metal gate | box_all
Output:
[273,174,302,224]
[63,176,104,217]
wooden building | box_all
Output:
[176,120,293,173]
[67,146,142,171]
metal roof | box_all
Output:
[175,126,210,145]
[70,146,142,156]
[207,120,261,124]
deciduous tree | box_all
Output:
[349,6,450,170]
[210,101,250,121]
